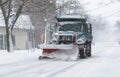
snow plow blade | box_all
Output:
[40,44,74,53]
[40,44,73,49]
[39,44,79,60]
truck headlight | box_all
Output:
[51,36,57,44]
[76,39,86,44]
[54,32,58,35]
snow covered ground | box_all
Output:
[0,42,120,77]
[0,0,120,77]
[0,11,120,77]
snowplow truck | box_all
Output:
[39,15,93,60]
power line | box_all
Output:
[84,2,112,12]
[101,9,120,18]
[87,2,120,19]
[89,6,120,18]
[91,9,120,25]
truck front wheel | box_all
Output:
[85,43,91,57]
[79,48,85,58]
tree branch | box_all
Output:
[9,0,25,30]
[7,0,12,19]
[0,0,8,24]
[0,0,9,6]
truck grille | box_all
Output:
[58,35,73,44]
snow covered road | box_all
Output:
[0,42,120,77]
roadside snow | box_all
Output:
[0,49,42,65]
[0,42,120,77]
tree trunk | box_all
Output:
[5,20,10,52]
[6,29,13,52]
[6,29,10,52]
[9,31,13,52]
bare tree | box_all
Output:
[23,0,56,46]
[56,0,85,15]
[0,0,26,52]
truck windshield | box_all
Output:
[59,22,88,32]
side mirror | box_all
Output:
[87,23,92,35]
[89,23,92,31]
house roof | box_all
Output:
[0,11,34,30]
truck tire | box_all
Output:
[85,43,91,57]
[79,48,85,58]
[39,56,42,60]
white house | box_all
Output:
[0,12,34,50]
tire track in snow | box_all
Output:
[45,61,87,77]
[44,46,108,77]
[0,60,54,77]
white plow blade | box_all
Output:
[40,44,79,61]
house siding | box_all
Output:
[0,27,28,50]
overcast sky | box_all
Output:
[79,0,120,23]
[78,0,120,41]
[79,0,120,17]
